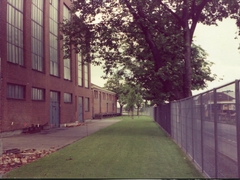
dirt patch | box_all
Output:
[0,148,56,175]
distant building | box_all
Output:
[91,83,118,118]
[0,0,92,133]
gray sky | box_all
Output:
[91,18,240,95]
[192,18,240,95]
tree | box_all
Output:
[104,73,144,116]
[135,89,143,117]
[123,83,144,118]
[60,0,240,101]
[117,43,215,104]
[104,73,128,115]
[125,88,136,119]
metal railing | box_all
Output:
[144,80,240,178]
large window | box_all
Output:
[94,90,98,99]
[63,5,71,80]
[78,53,83,86]
[31,0,44,71]
[7,0,24,65]
[32,87,44,100]
[112,103,115,111]
[84,63,89,88]
[85,97,89,112]
[64,93,72,103]
[49,0,59,76]
[103,92,106,100]
[7,84,25,99]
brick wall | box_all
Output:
[0,0,92,132]
[91,84,117,118]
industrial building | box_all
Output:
[0,0,96,133]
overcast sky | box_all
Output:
[91,18,240,95]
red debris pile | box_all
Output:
[0,147,56,175]
[65,122,85,127]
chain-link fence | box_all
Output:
[144,80,240,178]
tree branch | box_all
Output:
[190,0,209,39]
[123,0,164,70]
[158,0,185,27]
[134,0,172,37]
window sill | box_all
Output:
[7,61,25,67]
[32,69,45,74]
[7,98,25,101]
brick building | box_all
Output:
[91,83,118,118]
[0,0,92,133]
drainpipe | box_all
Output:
[0,56,2,156]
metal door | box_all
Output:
[50,91,60,127]
[78,96,83,122]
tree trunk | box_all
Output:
[183,30,192,98]
[131,108,134,119]
[120,105,123,115]
[137,107,139,117]
[183,7,192,98]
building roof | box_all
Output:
[204,91,235,102]
[91,83,116,95]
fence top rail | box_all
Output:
[172,79,239,103]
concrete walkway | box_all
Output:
[1,119,121,152]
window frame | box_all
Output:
[31,0,44,72]
[7,83,25,100]
[32,87,45,101]
[7,0,24,66]
[49,0,59,77]
[64,93,72,103]
[94,90,98,99]
[77,53,83,86]
[84,63,89,88]
[85,97,90,112]
[63,4,71,80]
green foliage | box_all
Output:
[104,73,129,107]
[60,0,240,103]
[104,74,144,115]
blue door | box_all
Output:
[78,96,83,122]
[50,91,60,127]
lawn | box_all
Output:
[4,115,203,178]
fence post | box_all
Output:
[191,98,194,161]
[200,94,204,173]
[214,89,218,178]
[180,101,182,148]
[176,102,178,143]
[154,106,157,122]
[186,101,188,154]
[168,103,171,135]
[235,80,240,178]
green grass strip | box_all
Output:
[4,115,203,178]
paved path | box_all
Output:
[1,119,121,152]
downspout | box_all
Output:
[0,1,2,157]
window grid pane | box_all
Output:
[31,0,44,71]
[64,93,72,103]
[32,87,44,100]
[84,63,89,88]
[7,84,24,99]
[78,53,83,86]
[85,97,89,111]
[63,5,71,80]
[7,0,24,65]
[49,0,59,76]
